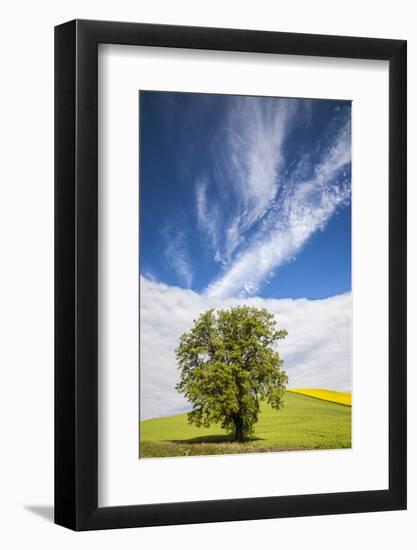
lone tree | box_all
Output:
[176,306,288,442]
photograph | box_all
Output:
[139,91,352,459]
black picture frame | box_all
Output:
[55,19,407,531]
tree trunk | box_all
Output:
[233,415,245,442]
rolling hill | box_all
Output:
[140,390,351,458]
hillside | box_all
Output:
[140,390,351,458]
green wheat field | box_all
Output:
[139,389,352,458]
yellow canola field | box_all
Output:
[288,388,352,406]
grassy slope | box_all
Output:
[140,391,351,458]
[288,388,352,406]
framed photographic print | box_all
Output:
[55,20,406,530]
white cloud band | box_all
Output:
[140,276,352,419]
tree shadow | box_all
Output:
[166,434,264,445]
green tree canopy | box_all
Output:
[176,305,288,441]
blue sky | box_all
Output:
[140,91,351,301]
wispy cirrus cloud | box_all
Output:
[205,117,351,299]
[202,97,296,263]
[162,227,193,289]
[223,98,293,229]
[195,177,220,254]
